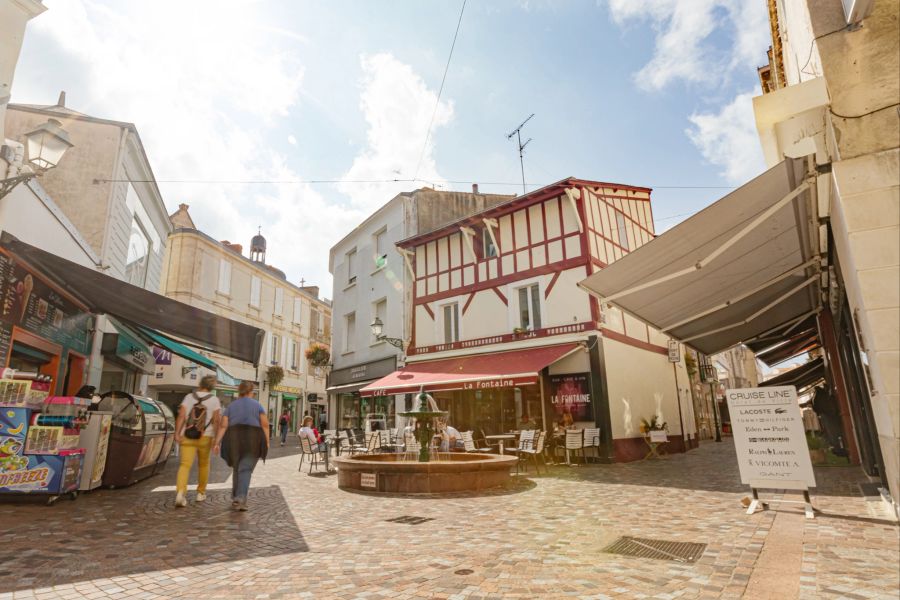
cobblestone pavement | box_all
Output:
[0,439,897,599]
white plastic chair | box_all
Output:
[583,427,600,462]
[565,429,585,465]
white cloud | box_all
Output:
[607,0,769,183]
[14,0,356,296]
[607,0,768,92]
[686,91,765,184]
[338,53,453,211]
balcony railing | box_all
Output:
[409,321,596,356]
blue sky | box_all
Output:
[13,0,769,297]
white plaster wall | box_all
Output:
[330,198,406,372]
[0,181,99,268]
[777,0,823,84]
[603,336,682,439]
[831,148,900,503]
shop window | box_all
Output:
[616,212,629,251]
[269,333,281,365]
[250,276,261,307]
[517,283,542,330]
[217,259,231,294]
[345,312,356,352]
[293,297,302,324]
[310,309,321,338]
[374,227,388,269]
[443,303,460,343]
[125,218,151,287]
[483,228,497,258]
[274,287,284,316]
[372,298,387,343]
[124,183,161,289]
[347,248,357,284]
[288,340,298,370]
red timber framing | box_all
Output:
[400,177,658,356]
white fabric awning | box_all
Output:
[578,158,821,356]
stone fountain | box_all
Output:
[400,390,448,462]
[332,391,517,494]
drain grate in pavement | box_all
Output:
[859,483,882,497]
[385,515,434,525]
[603,536,706,563]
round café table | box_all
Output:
[484,434,516,455]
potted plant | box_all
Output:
[640,415,668,434]
[266,365,284,388]
[806,432,826,464]
[305,343,330,367]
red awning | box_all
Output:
[359,344,581,397]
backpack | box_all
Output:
[183,393,211,440]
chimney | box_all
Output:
[57,91,66,107]
[472,183,479,194]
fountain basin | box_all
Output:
[333,453,517,494]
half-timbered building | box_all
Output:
[361,178,698,462]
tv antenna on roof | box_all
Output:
[507,113,534,195]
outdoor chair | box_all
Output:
[477,429,501,452]
[460,431,484,453]
[507,430,535,457]
[362,431,380,454]
[517,431,547,475]
[564,429,586,465]
[508,430,535,474]
[298,436,328,474]
[378,429,394,451]
[346,430,367,455]
[582,427,601,462]
[466,430,493,452]
[336,430,352,456]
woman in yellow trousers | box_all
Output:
[173,375,222,507]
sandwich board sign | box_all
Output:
[726,386,816,518]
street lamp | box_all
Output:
[0,118,74,199]
[370,316,404,349]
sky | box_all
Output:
[13,0,770,298]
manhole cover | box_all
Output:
[603,536,706,563]
[454,569,474,575]
[385,515,434,525]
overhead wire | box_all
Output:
[412,0,467,182]
[94,177,736,190]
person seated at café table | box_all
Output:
[298,416,331,469]
[518,414,537,430]
[437,422,463,452]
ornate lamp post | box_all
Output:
[0,118,74,199]
[370,316,404,349]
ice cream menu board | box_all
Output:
[0,252,91,361]
[726,386,816,489]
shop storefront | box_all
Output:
[360,345,584,435]
[327,356,397,430]
[0,244,93,397]
[0,234,264,496]
[100,320,155,395]
[272,384,302,432]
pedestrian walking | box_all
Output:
[279,409,290,446]
[214,380,269,511]
[174,375,221,508]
